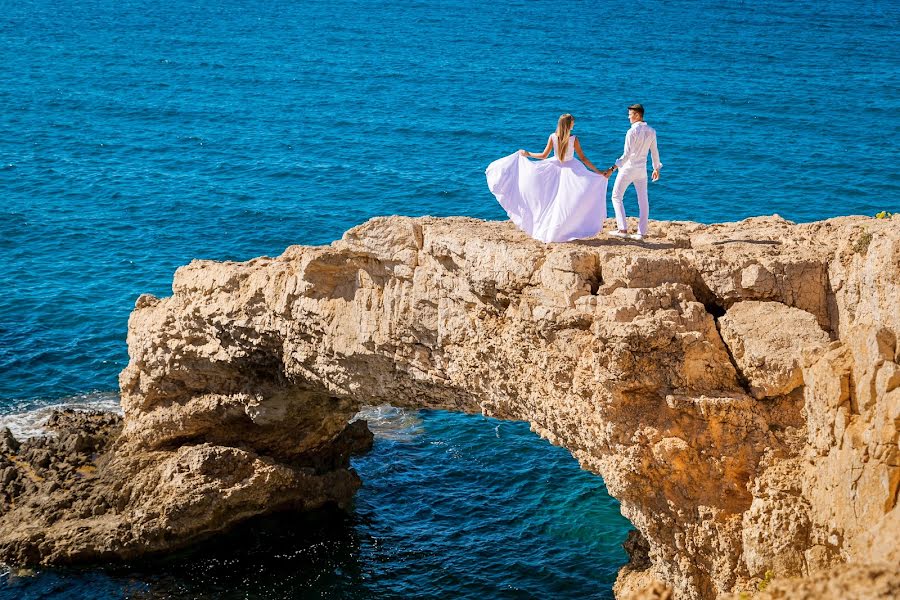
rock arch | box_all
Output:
[1,215,898,599]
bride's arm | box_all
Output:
[574,138,607,176]
[519,138,553,159]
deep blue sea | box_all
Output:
[1,0,898,597]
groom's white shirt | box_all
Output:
[615,121,662,173]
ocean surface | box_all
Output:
[1,0,898,597]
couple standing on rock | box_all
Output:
[486,104,662,243]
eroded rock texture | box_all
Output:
[0,214,897,599]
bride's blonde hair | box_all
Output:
[555,113,574,160]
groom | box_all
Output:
[604,104,662,241]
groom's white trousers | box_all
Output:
[611,169,649,235]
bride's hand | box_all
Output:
[519,149,528,157]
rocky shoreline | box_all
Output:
[0,407,372,566]
[0,410,122,540]
[1,214,898,599]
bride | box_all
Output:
[486,113,609,243]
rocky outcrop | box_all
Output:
[0,214,897,599]
[718,301,831,399]
[0,405,371,564]
[0,411,121,519]
[722,563,900,600]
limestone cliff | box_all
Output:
[0,214,897,599]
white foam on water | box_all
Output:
[352,404,423,442]
[0,391,122,440]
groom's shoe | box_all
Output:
[628,232,645,241]
[608,230,628,239]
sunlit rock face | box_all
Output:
[1,214,898,600]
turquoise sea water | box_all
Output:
[1,0,898,597]
[3,409,627,599]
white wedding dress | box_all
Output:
[486,133,608,243]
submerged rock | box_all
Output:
[1,214,897,600]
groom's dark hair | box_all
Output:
[628,104,644,117]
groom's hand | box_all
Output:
[652,169,660,181]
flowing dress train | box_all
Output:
[485,134,608,243]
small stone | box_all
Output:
[0,467,16,486]
[0,428,20,454]
[30,449,52,470]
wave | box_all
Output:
[352,404,423,442]
[0,396,417,443]
[0,391,122,440]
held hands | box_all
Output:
[652,169,660,182]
